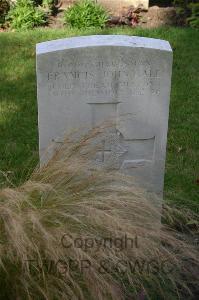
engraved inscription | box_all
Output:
[45,57,161,98]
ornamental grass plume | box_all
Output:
[0,126,198,299]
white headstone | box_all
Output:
[36,35,173,194]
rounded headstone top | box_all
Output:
[36,35,172,55]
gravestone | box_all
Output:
[36,35,173,194]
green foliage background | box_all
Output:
[0,0,9,26]
[7,0,47,30]
[64,0,108,29]
[173,0,199,28]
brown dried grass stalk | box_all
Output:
[0,127,198,300]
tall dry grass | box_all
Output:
[0,127,198,300]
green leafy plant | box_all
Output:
[32,0,43,5]
[31,0,58,15]
[0,0,9,26]
[42,0,58,14]
[173,0,199,27]
[7,0,47,30]
[187,2,199,28]
[64,0,108,29]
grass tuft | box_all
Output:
[0,127,198,299]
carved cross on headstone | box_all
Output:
[88,101,155,170]
[88,101,126,169]
[95,132,128,169]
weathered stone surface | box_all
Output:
[98,0,149,14]
[36,35,172,193]
[61,0,149,14]
[140,6,177,28]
